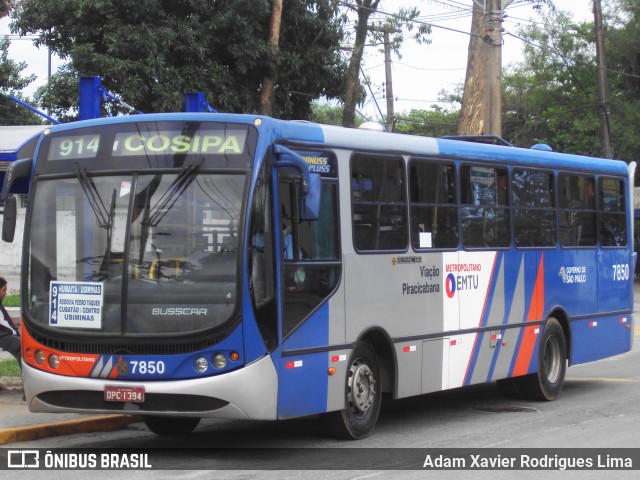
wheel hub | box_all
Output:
[348,359,376,414]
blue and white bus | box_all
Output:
[1,113,635,439]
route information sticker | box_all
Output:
[49,281,104,329]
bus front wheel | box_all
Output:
[325,340,382,440]
[143,415,201,435]
[517,318,567,401]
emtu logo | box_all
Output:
[445,273,456,298]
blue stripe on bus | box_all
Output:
[464,253,503,385]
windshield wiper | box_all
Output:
[76,166,117,280]
[75,166,114,230]
[142,162,202,228]
[138,162,202,263]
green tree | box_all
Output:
[11,0,347,119]
[0,0,13,16]
[0,36,40,125]
[310,101,345,125]
[602,0,640,163]
[501,7,603,154]
[394,105,459,138]
[340,1,430,127]
[500,1,640,163]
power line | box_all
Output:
[504,31,640,80]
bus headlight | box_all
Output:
[213,354,227,369]
[34,350,46,365]
[194,357,208,373]
[48,354,60,369]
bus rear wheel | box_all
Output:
[143,415,201,435]
[326,340,381,440]
[517,318,567,401]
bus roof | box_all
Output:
[40,113,630,177]
[314,123,629,176]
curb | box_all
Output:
[0,415,142,445]
[0,376,23,390]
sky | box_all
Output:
[0,0,595,119]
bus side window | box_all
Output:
[350,154,408,252]
[599,177,627,247]
[279,171,340,339]
[409,159,458,249]
[512,168,556,247]
[460,165,510,248]
[559,173,597,247]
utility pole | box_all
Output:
[485,0,503,136]
[593,0,613,158]
[370,25,400,131]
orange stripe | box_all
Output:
[513,254,544,376]
[527,257,544,321]
[21,323,99,376]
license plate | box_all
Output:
[104,385,145,403]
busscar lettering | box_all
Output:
[151,307,208,316]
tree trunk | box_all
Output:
[342,0,379,128]
[259,0,283,116]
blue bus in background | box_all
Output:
[1,113,635,439]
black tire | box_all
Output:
[143,415,201,436]
[517,318,567,401]
[325,341,382,440]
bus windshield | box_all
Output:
[25,121,255,337]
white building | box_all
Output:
[0,126,48,289]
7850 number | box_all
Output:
[130,360,165,375]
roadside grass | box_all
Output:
[3,294,20,307]
[0,358,21,377]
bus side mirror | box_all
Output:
[273,145,321,221]
[2,195,17,243]
[300,173,321,221]
[1,157,33,202]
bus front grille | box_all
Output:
[28,331,229,355]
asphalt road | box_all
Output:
[2,327,639,479]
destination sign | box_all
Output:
[48,134,101,160]
[45,126,251,162]
[112,130,248,156]
[49,281,104,329]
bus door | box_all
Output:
[592,177,633,361]
[596,177,632,316]
[274,150,342,418]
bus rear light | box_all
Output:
[230,352,239,362]
[213,354,227,369]
[328,367,336,376]
[194,357,208,373]
[34,350,46,365]
[49,354,60,369]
